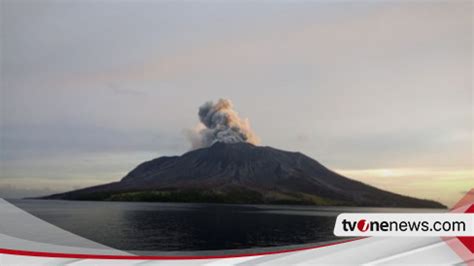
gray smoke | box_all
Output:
[188,99,259,149]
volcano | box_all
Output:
[42,142,444,208]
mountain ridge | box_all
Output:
[41,142,445,208]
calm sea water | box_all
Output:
[9,199,441,252]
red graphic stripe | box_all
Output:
[0,238,363,260]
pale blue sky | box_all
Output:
[1,0,472,206]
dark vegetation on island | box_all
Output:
[41,142,445,208]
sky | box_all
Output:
[0,0,472,207]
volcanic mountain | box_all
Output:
[43,142,444,208]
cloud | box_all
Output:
[188,99,259,149]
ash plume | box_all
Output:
[188,99,259,149]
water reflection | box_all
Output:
[10,200,441,251]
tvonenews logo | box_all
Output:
[333,213,474,237]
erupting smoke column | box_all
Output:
[189,99,259,149]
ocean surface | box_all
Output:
[9,199,442,252]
